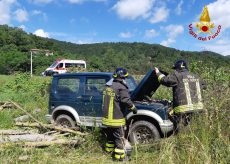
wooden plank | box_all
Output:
[15,122,88,136]
[23,139,81,147]
[0,139,82,148]
[0,134,55,143]
[0,130,31,135]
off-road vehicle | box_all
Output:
[46,69,173,143]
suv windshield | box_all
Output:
[106,76,137,92]
[126,76,137,92]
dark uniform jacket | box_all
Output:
[102,79,135,127]
[157,69,206,114]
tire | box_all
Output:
[128,120,160,144]
[55,114,76,128]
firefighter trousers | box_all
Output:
[103,127,126,160]
[171,113,193,134]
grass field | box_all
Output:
[0,73,229,163]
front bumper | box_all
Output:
[159,120,174,134]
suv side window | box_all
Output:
[85,78,107,96]
[57,78,80,97]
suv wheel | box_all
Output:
[55,114,76,128]
[128,120,160,144]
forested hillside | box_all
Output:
[0,25,229,75]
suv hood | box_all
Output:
[131,69,167,101]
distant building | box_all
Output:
[45,51,53,56]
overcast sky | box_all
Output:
[0,0,230,56]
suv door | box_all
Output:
[50,76,83,114]
[82,76,109,116]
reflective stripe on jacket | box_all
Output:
[157,69,206,113]
[102,79,134,127]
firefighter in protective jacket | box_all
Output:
[155,60,206,130]
[102,68,137,161]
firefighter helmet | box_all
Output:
[173,60,188,70]
[113,68,129,79]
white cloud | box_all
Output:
[94,0,107,2]
[29,0,53,4]
[119,31,134,38]
[67,0,107,4]
[165,24,184,38]
[207,0,230,30]
[18,25,26,30]
[197,35,230,56]
[199,39,230,56]
[14,9,29,22]
[161,38,175,47]
[112,0,154,20]
[0,0,16,25]
[67,0,83,3]
[144,29,159,38]
[32,10,42,15]
[76,40,92,44]
[149,6,169,24]
[33,29,50,38]
[216,39,229,45]
[64,37,96,44]
[32,10,47,21]
[175,0,183,15]
[160,24,184,47]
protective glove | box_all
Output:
[132,107,137,114]
[154,67,160,74]
[130,105,137,114]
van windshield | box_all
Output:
[49,61,58,68]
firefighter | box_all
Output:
[102,67,137,161]
[155,60,206,132]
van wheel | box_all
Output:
[55,114,76,128]
[128,120,160,144]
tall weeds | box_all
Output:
[132,63,230,163]
[0,64,229,163]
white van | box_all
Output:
[42,59,86,76]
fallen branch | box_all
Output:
[23,139,81,147]
[0,134,55,143]
[9,100,47,130]
[16,122,88,136]
[0,139,82,148]
[0,130,31,135]
[0,101,16,110]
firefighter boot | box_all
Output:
[105,141,115,153]
[114,148,125,161]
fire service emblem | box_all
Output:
[188,6,221,41]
